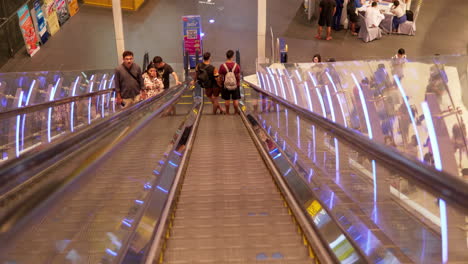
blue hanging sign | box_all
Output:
[182,15,203,68]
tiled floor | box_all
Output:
[1,0,467,75]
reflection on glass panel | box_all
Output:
[256,55,468,179]
[0,84,192,264]
[0,69,119,161]
[242,85,468,264]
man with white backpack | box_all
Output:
[218,50,241,115]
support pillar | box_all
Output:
[257,0,266,64]
[112,0,125,62]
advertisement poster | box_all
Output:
[43,0,60,36]
[17,4,41,57]
[182,15,202,68]
[33,0,49,44]
[55,0,70,26]
[67,0,79,16]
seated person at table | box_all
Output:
[355,0,365,8]
[391,0,407,32]
[365,1,385,28]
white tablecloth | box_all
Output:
[357,1,393,14]
[357,1,394,33]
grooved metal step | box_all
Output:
[164,114,311,264]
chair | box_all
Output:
[358,14,382,42]
[398,0,421,35]
[397,20,416,35]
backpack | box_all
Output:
[223,63,238,90]
[197,63,212,88]
[406,10,414,21]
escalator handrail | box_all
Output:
[244,80,468,211]
[142,91,204,264]
[239,111,343,263]
[0,82,190,209]
[0,88,115,120]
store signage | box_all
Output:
[67,0,79,16]
[17,4,41,57]
[43,0,60,36]
[33,0,49,44]
[182,15,203,68]
[55,0,70,26]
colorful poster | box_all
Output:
[182,15,203,68]
[67,0,79,16]
[33,0,49,44]
[43,0,60,36]
[55,0,70,26]
[17,4,41,57]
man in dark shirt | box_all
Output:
[153,56,181,89]
[218,50,241,115]
[315,0,336,41]
[194,52,224,114]
[115,50,144,108]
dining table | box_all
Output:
[356,0,395,34]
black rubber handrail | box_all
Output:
[244,80,468,212]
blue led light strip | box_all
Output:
[421,102,442,170]
[421,102,448,263]
[351,74,373,139]
[439,199,448,264]
[15,91,24,157]
[296,116,301,147]
[277,69,287,99]
[304,81,313,112]
[70,77,79,132]
[269,74,279,96]
[295,70,303,81]
[256,72,262,88]
[334,138,339,183]
[315,88,327,118]
[394,75,423,160]
[157,185,168,193]
[47,78,61,143]
[264,72,272,93]
[289,78,298,104]
[326,72,347,127]
[325,85,336,122]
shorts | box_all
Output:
[318,13,332,27]
[349,12,358,23]
[205,87,220,98]
[221,87,241,100]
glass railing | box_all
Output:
[0,69,115,163]
[242,82,468,263]
[0,61,189,113]
[256,55,468,180]
[0,69,115,112]
[0,65,191,163]
[0,83,195,264]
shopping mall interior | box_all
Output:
[0,0,468,263]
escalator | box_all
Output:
[0,85,191,263]
[160,113,311,263]
[0,81,349,264]
[0,79,467,264]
